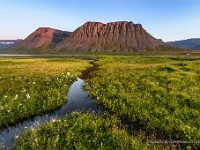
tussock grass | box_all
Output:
[14,112,165,150]
[0,58,91,128]
[86,55,200,149]
[2,55,200,149]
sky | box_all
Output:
[0,0,200,42]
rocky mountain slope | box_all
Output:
[14,27,71,49]
[57,21,163,52]
[168,38,200,50]
[8,21,182,53]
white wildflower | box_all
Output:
[14,94,18,100]
[22,88,26,93]
[8,110,11,113]
[67,72,70,76]
[4,95,7,98]
[15,135,19,139]
[33,82,36,84]
[26,93,30,99]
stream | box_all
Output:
[0,78,103,149]
[0,68,185,149]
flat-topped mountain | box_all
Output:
[14,27,71,49]
[7,21,182,54]
[57,21,163,52]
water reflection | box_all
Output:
[0,78,103,149]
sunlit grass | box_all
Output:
[1,55,200,149]
[0,58,91,128]
[86,55,200,149]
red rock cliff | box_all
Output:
[57,21,162,52]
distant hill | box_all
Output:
[168,38,200,50]
[14,27,71,49]
[192,45,200,50]
[57,21,164,52]
[0,40,22,49]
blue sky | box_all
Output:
[0,0,200,42]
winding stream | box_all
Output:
[0,78,103,149]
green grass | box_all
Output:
[85,55,200,149]
[1,55,200,149]
[0,58,91,128]
[14,112,165,150]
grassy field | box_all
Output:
[85,55,200,149]
[13,112,166,150]
[1,55,200,149]
[0,58,91,128]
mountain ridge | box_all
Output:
[57,21,163,52]
[5,21,186,53]
[0,40,22,49]
[168,38,200,50]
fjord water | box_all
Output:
[0,78,103,149]
[0,54,32,57]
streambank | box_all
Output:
[0,77,103,149]
[80,60,188,150]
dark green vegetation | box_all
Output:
[1,54,200,149]
[0,41,194,55]
[0,58,91,128]
[0,45,57,54]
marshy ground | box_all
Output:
[0,54,200,149]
